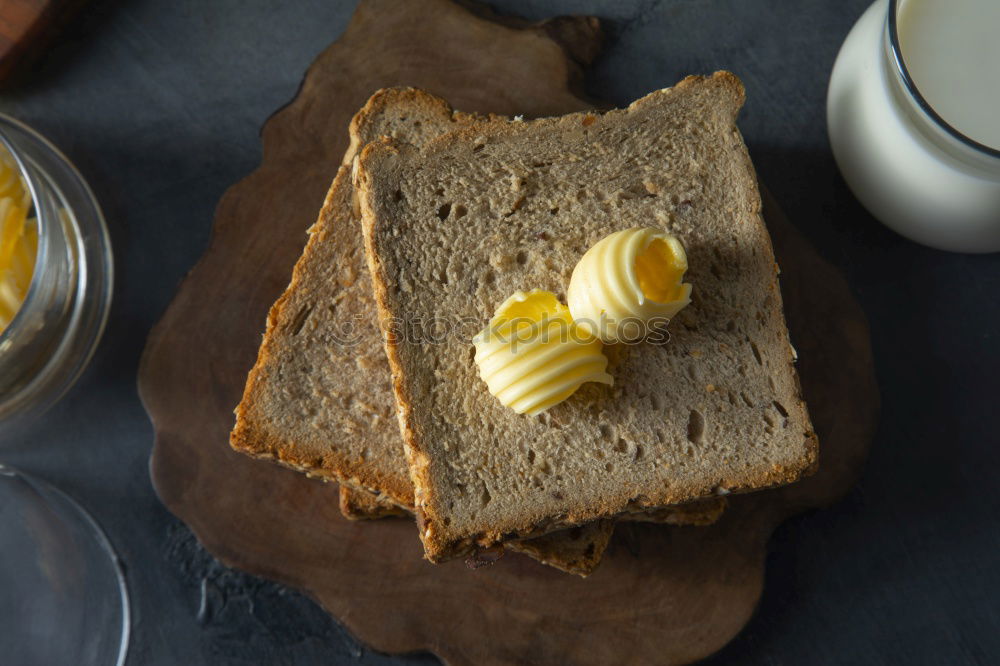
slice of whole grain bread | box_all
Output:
[357,72,818,562]
[339,484,408,520]
[504,521,614,577]
[341,484,615,576]
[617,497,727,525]
[232,88,662,576]
[231,89,484,507]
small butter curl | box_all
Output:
[473,290,612,416]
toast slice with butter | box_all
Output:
[231,88,725,575]
[357,72,818,562]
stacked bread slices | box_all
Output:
[231,72,816,574]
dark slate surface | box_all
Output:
[1,1,997,664]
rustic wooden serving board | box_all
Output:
[138,1,879,664]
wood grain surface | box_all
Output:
[0,0,81,84]
[138,0,879,664]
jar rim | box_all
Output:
[887,0,1000,160]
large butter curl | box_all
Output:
[567,227,691,343]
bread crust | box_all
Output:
[339,485,409,520]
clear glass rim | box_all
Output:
[887,0,1000,161]
[0,464,131,665]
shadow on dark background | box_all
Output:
[705,143,998,662]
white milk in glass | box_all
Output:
[897,0,1000,151]
[827,0,1000,252]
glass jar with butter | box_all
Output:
[0,114,113,426]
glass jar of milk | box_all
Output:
[828,0,1000,253]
